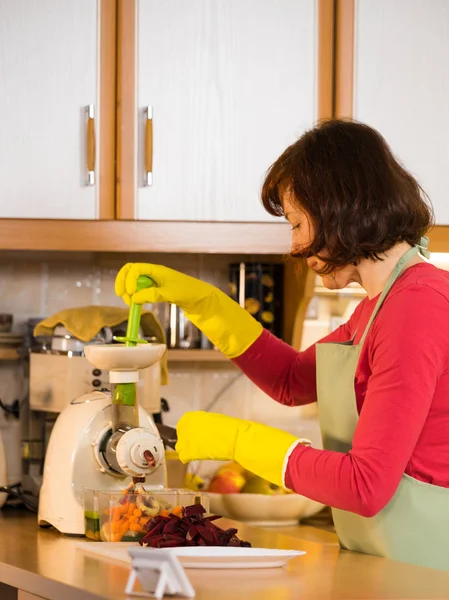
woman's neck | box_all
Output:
[355,242,424,299]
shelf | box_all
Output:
[313,287,366,298]
[0,348,20,361]
[0,347,228,364]
[167,349,230,363]
[0,219,290,254]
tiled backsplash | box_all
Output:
[0,251,242,329]
[0,251,317,440]
[161,364,319,440]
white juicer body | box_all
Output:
[38,391,167,535]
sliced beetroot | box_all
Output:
[168,513,181,520]
[196,525,215,545]
[183,504,206,518]
[204,515,221,523]
[145,520,167,537]
[188,524,198,537]
[163,519,181,534]
[158,539,185,548]
[220,528,238,546]
[141,533,165,547]
[177,520,191,533]
[138,504,251,549]
[161,535,186,546]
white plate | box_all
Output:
[77,542,305,569]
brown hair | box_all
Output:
[261,119,433,273]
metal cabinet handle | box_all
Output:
[86,104,96,186]
[145,106,153,186]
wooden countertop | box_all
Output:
[1,509,449,600]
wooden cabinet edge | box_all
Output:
[0,218,446,254]
[0,220,291,253]
[98,0,117,220]
[317,0,335,121]
[116,0,136,220]
[334,0,355,118]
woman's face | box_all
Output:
[283,191,359,290]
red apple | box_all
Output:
[208,471,246,494]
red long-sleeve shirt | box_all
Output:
[233,263,449,517]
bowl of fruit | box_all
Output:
[194,462,324,527]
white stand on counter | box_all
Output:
[126,548,196,599]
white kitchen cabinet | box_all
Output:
[351,0,449,225]
[0,0,115,220]
[120,0,319,222]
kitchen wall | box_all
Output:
[0,251,319,446]
[0,251,236,326]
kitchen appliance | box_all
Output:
[155,423,178,449]
[167,304,201,349]
[38,342,168,535]
[29,326,162,415]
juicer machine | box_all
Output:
[38,277,169,535]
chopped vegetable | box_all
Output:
[99,491,184,542]
[84,510,100,541]
[139,504,251,548]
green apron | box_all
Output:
[316,238,449,571]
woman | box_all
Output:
[115,120,449,570]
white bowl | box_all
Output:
[208,491,324,527]
[84,343,166,371]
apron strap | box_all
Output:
[358,237,430,346]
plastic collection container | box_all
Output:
[83,488,209,542]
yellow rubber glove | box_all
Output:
[115,263,263,358]
[175,411,301,487]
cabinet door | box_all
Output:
[350,0,449,225]
[0,0,115,220]
[120,0,318,222]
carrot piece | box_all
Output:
[112,521,122,533]
[121,525,130,536]
[133,508,142,517]
[159,509,170,518]
[129,515,138,524]
[172,505,183,516]
[119,503,129,515]
[112,507,122,522]
[127,502,136,515]
[129,523,142,532]
[111,533,123,542]
[140,516,150,527]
